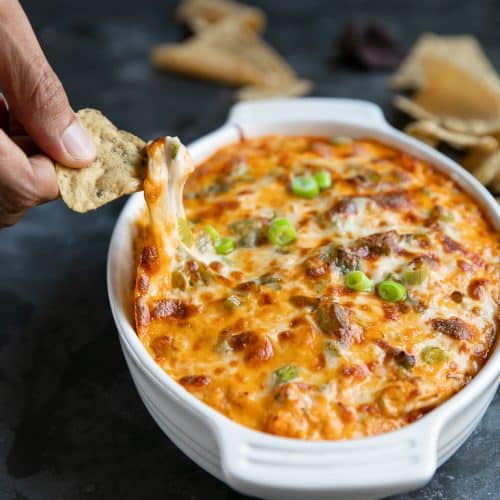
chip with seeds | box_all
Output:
[56,109,146,213]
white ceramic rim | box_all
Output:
[107,98,500,495]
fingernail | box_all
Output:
[61,119,96,161]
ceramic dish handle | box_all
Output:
[217,421,437,497]
[227,97,389,128]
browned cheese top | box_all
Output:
[133,135,499,440]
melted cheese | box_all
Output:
[133,135,499,440]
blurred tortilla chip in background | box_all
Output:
[462,148,500,186]
[391,33,499,91]
[404,120,497,151]
[151,0,311,100]
[175,0,265,33]
[391,33,500,197]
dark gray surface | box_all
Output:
[0,1,498,499]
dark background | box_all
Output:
[0,0,498,499]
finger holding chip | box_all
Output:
[56,109,146,213]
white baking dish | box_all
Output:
[107,98,500,500]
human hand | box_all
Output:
[0,0,96,227]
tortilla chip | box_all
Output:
[462,147,500,186]
[236,79,312,101]
[56,109,146,213]
[176,0,266,33]
[394,56,500,135]
[405,120,498,151]
[391,33,498,90]
[490,169,500,194]
[395,95,500,135]
[402,128,439,148]
[394,95,435,120]
[415,57,500,120]
[151,18,299,89]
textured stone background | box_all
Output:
[0,0,498,499]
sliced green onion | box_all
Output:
[402,266,429,286]
[313,171,332,189]
[224,294,241,310]
[376,280,407,302]
[204,224,219,242]
[291,175,320,199]
[272,364,298,385]
[204,225,234,254]
[178,217,193,246]
[345,270,373,292]
[268,218,297,246]
[421,346,447,365]
[214,237,235,255]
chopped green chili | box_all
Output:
[421,346,447,365]
[272,364,298,385]
[259,273,282,285]
[171,141,180,159]
[229,218,266,248]
[178,217,193,246]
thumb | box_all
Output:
[0,0,95,167]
